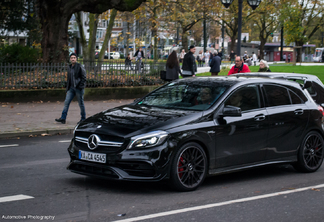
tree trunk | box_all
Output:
[230,36,236,53]
[39,1,71,62]
[259,36,267,60]
[38,0,146,63]
[182,31,188,53]
[88,13,99,62]
[75,12,88,60]
[295,41,303,62]
[99,9,117,61]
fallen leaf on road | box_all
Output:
[2,105,7,107]
[29,134,34,137]
[17,137,20,139]
[11,106,14,108]
[41,133,50,136]
[17,113,21,115]
[15,128,20,130]
[311,188,320,191]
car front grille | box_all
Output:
[74,132,125,152]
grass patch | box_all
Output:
[196,65,324,83]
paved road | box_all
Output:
[1,135,324,222]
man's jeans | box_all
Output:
[61,88,86,120]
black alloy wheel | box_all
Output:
[293,131,324,172]
[170,142,207,191]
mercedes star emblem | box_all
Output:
[87,134,100,150]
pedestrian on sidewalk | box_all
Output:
[182,45,197,78]
[210,52,221,76]
[125,54,133,70]
[283,54,286,62]
[55,53,86,124]
[134,47,145,73]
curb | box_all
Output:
[0,128,74,140]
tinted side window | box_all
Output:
[264,85,290,107]
[225,85,260,112]
[289,90,303,104]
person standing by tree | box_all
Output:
[182,45,197,78]
[55,53,86,124]
[230,50,235,64]
[134,47,145,73]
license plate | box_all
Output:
[79,150,106,163]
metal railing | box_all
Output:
[0,60,166,89]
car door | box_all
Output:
[214,84,269,168]
[262,84,309,160]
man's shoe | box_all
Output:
[55,118,66,124]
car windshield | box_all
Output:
[315,49,323,57]
[138,80,230,111]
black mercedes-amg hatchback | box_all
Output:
[67,76,324,191]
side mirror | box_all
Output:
[222,105,242,117]
[303,80,312,89]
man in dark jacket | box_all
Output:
[55,53,86,124]
[182,45,197,78]
[210,53,221,76]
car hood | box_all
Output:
[76,104,201,138]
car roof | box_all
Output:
[232,72,323,85]
[177,76,304,89]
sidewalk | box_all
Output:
[0,99,133,139]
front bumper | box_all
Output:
[67,139,173,181]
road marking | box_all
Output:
[113,183,324,222]
[0,144,19,148]
[0,194,34,203]
[59,140,71,143]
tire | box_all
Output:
[170,142,208,191]
[293,131,324,173]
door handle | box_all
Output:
[254,114,266,121]
[294,109,304,115]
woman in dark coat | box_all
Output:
[209,53,221,76]
[165,51,181,81]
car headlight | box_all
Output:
[127,131,169,149]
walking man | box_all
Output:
[182,45,197,78]
[55,53,86,124]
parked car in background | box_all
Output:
[67,76,324,191]
[232,73,324,107]
[110,52,120,59]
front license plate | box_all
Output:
[79,150,106,163]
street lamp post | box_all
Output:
[221,0,261,57]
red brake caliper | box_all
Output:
[178,157,184,178]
